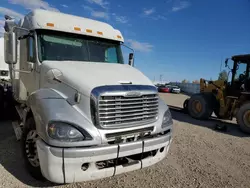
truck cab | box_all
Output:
[3,9,173,184]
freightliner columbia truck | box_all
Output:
[3,9,173,184]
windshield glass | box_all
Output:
[37,30,124,64]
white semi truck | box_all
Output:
[3,9,173,184]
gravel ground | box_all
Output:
[0,93,250,188]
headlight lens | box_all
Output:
[161,109,173,128]
[48,122,85,142]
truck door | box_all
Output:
[19,36,40,96]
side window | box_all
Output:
[105,47,118,63]
[235,63,247,81]
[27,37,35,62]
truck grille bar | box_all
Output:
[98,94,158,127]
[90,85,159,129]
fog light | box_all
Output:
[81,163,89,171]
[160,147,165,153]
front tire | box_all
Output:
[21,117,44,180]
[187,94,213,119]
[236,103,250,134]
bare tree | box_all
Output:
[218,70,228,81]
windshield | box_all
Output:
[37,30,124,64]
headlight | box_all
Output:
[161,109,173,128]
[48,122,89,142]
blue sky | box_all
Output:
[0,0,250,82]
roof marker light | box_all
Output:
[74,27,81,31]
[117,35,122,39]
[97,31,103,35]
[46,23,54,27]
[86,29,92,33]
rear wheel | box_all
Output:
[187,94,213,119]
[236,103,250,134]
[21,117,44,180]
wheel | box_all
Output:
[21,117,44,180]
[183,98,189,113]
[236,103,250,134]
[187,94,213,119]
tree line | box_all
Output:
[181,70,228,84]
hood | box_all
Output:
[42,61,153,96]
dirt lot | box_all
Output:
[0,93,250,188]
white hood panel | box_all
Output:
[42,61,153,96]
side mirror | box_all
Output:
[128,53,134,66]
[4,32,17,64]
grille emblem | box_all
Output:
[124,91,142,97]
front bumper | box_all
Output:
[37,133,172,184]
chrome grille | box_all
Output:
[97,94,158,128]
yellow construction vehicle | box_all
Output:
[184,54,250,133]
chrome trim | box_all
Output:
[124,91,142,97]
[99,107,158,115]
[99,100,157,106]
[99,96,158,102]
[90,85,158,129]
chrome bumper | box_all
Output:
[37,133,172,184]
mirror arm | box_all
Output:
[52,75,80,94]
[122,43,135,53]
[10,26,31,40]
[53,77,62,83]
[11,26,30,33]
[12,68,32,74]
[53,78,81,103]
[122,43,135,66]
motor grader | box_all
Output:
[184,54,250,133]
